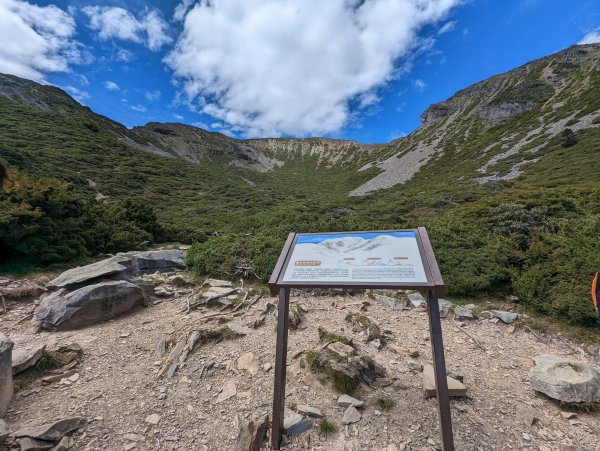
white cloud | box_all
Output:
[131,104,147,112]
[579,28,600,44]
[173,0,193,22]
[414,79,427,90]
[116,48,133,62]
[166,0,459,137]
[104,80,119,91]
[0,0,80,81]
[438,20,456,34]
[174,113,184,120]
[64,85,90,104]
[83,6,171,51]
[145,90,161,101]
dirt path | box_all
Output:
[2,286,600,451]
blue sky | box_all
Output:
[297,231,416,244]
[1,0,599,143]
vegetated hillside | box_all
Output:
[1,44,599,328]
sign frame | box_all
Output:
[268,227,455,450]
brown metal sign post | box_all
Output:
[268,228,454,450]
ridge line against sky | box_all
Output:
[0,0,599,143]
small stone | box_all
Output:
[297,405,323,418]
[369,339,382,349]
[522,432,531,441]
[407,292,426,308]
[337,394,364,408]
[123,433,145,442]
[179,376,191,385]
[237,352,259,375]
[120,331,131,338]
[516,404,538,426]
[438,299,454,318]
[342,406,361,425]
[263,363,272,372]
[124,444,137,451]
[561,411,577,419]
[491,310,519,324]
[145,414,161,425]
[405,358,423,372]
[66,372,80,382]
[215,380,237,403]
[374,410,382,416]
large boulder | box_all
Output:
[529,354,600,403]
[47,250,185,290]
[32,281,146,331]
[0,333,14,416]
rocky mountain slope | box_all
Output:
[350,44,600,195]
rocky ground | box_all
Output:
[1,271,600,451]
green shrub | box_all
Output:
[513,216,600,327]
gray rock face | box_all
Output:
[12,344,46,374]
[0,333,14,416]
[337,394,364,408]
[47,250,186,289]
[479,100,536,126]
[32,281,146,330]
[373,294,405,310]
[529,354,600,403]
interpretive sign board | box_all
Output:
[281,231,428,284]
[269,228,454,450]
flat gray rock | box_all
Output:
[32,281,146,331]
[422,364,467,398]
[0,333,14,416]
[16,437,55,450]
[337,394,364,408]
[373,294,404,310]
[122,249,186,272]
[491,310,518,324]
[47,258,127,289]
[529,354,600,403]
[454,304,475,319]
[12,344,46,375]
[0,418,8,440]
[47,250,186,290]
[297,405,323,418]
[15,417,85,441]
[283,408,312,436]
